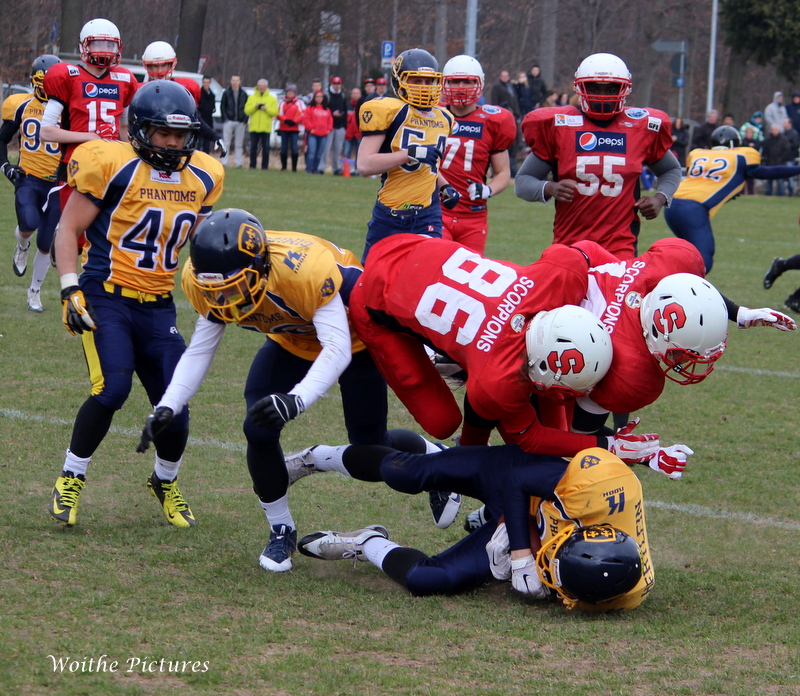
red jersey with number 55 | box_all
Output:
[574,237,705,414]
[440,104,517,216]
[44,61,137,162]
[522,105,673,258]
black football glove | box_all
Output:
[408,145,442,167]
[439,184,461,210]
[136,406,175,453]
[61,286,98,335]
[1,162,24,185]
[215,139,228,157]
[248,393,305,429]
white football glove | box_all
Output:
[648,444,694,480]
[485,522,512,581]
[467,182,492,200]
[510,554,549,599]
[737,306,797,331]
[607,417,660,464]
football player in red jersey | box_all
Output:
[40,18,138,210]
[515,53,682,259]
[438,55,516,254]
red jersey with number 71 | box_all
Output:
[44,61,138,163]
[522,105,673,258]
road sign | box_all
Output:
[381,41,395,69]
[652,40,686,53]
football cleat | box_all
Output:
[49,471,86,526]
[13,241,29,276]
[429,490,462,529]
[298,525,389,563]
[259,524,297,572]
[463,505,491,532]
[147,473,196,528]
[285,446,318,486]
[27,288,43,312]
[764,257,786,289]
[784,293,800,313]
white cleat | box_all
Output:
[27,287,43,312]
[13,242,30,277]
[285,446,318,486]
[298,525,389,563]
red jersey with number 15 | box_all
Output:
[440,104,517,216]
[522,106,673,258]
[44,61,138,162]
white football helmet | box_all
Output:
[442,55,484,107]
[526,305,613,400]
[639,273,728,385]
[142,41,177,81]
[573,53,632,119]
[80,18,122,69]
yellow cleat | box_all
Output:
[49,472,86,526]
[147,473,196,528]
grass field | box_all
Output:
[1,166,799,696]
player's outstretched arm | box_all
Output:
[357,133,423,177]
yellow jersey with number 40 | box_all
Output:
[675,146,761,218]
[359,96,453,209]
[182,231,366,361]
[68,140,224,294]
[532,448,655,611]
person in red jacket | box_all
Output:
[302,91,333,174]
[344,87,362,175]
[277,84,305,171]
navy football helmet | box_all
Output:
[189,209,271,323]
[536,523,643,607]
[30,54,60,102]
[710,125,741,149]
[128,80,200,173]
[391,48,442,108]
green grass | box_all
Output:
[2,168,800,695]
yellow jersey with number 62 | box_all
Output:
[182,231,366,361]
[359,96,453,209]
[67,140,224,294]
[674,146,761,218]
[532,448,655,611]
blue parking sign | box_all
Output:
[381,41,394,68]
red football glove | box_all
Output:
[607,418,660,464]
[648,444,694,480]
[737,307,797,331]
[95,122,116,139]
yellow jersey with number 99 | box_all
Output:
[674,146,761,218]
[532,448,655,611]
[68,140,224,294]
[359,96,453,209]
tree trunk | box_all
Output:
[177,0,208,73]
[722,48,750,125]
[59,0,84,58]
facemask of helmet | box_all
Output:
[391,48,443,108]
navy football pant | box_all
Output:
[362,200,443,263]
[14,174,60,251]
[664,198,715,272]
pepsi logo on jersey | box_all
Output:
[453,120,484,138]
[575,131,627,153]
[83,83,120,99]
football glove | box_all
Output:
[486,522,512,581]
[248,392,305,429]
[1,162,24,184]
[136,406,175,453]
[737,306,797,331]
[511,554,549,599]
[95,121,116,139]
[467,181,492,200]
[439,185,461,210]
[408,145,441,167]
[648,444,693,480]
[61,286,98,335]
[607,417,660,464]
[215,139,228,157]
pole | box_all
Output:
[465,0,478,57]
[707,0,718,114]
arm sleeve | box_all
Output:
[197,118,221,142]
[0,120,17,165]
[748,164,800,179]
[514,151,554,202]
[41,99,63,129]
[650,150,682,204]
[156,316,226,414]
[721,293,740,323]
[288,294,352,409]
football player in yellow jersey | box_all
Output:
[357,48,459,262]
[136,209,438,572]
[0,55,62,311]
[665,125,800,272]
[291,444,652,611]
[47,80,224,530]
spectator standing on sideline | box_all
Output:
[318,76,347,175]
[244,79,278,170]
[303,78,326,107]
[765,91,788,133]
[528,65,547,108]
[357,78,376,117]
[786,92,800,133]
[741,127,762,194]
[763,123,791,196]
[302,91,333,174]
[691,109,718,150]
[489,70,521,176]
[220,75,248,167]
[375,77,389,98]
[198,76,216,154]
[739,110,765,143]
[276,84,304,172]
[782,117,799,195]
[514,72,534,115]
[344,87,361,173]
[671,116,690,167]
